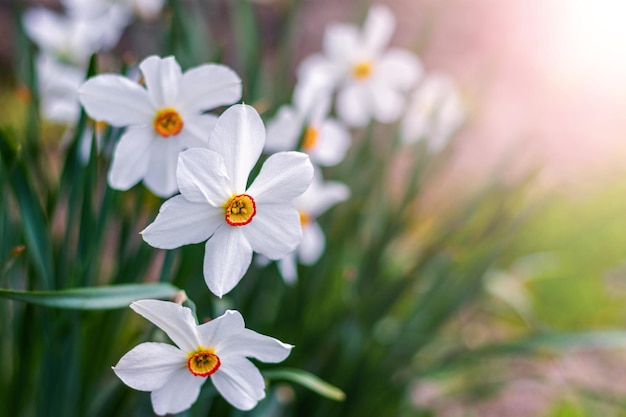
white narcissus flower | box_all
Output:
[141,104,314,297]
[265,78,351,166]
[114,300,292,415]
[400,74,465,151]
[298,4,422,127]
[22,6,125,65]
[277,171,350,283]
[78,55,242,197]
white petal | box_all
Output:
[210,357,266,411]
[179,64,242,113]
[139,55,182,108]
[143,138,180,197]
[242,203,302,259]
[277,254,298,284]
[177,148,232,205]
[23,8,68,55]
[196,310,245,348]
[294,75,333,119]
[299,222,326,265]
[130,299,200,353]
[309,119,351,166]
[203,227,253,297]
[297,53,341,89]
[216,328,293,363]
[141,195,223,249]
[208,104,265,193]
[302,180,351,217]
[246,152,313,203]
[179,113,218,147]
[151,368,206,416]
[362,4,396,55]
[79,74,154,126]
[336,84,371,127]
[113,342,186,391]
[264,106,302,153]
[108,126,154,191]
[370,84,405,123]
[376,49,423,91]
[323,23,360,65]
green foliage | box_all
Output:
[2,1,624,417]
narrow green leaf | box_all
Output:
[0,130,54,289]
[263,368,346,401]
[0,283,180,310]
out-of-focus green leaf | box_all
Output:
[0,283,180,310]
[0,129,54,289]
[263,368,346,402]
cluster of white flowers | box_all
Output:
[64,3,467,415]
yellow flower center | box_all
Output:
[154,108,184,137]
[299,211,310,226]
[352,61,373,80]
[187,349,220,377]
[224,194,256,226]
[301,126,318,151]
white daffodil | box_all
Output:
[265,79,351,166]
[78,55,242,197]
[297,4,422,127]
[141,104,314,297]
[400,74,465,151]
[276,171,350,283]
[114,299,292,415]
[22,6,124,65]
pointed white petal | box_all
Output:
[242,203,302,259]
[210,357,266,411]
[323,23,360,65]
[208,104,265,193]
[217,328,293,363]
[79,74,154,126]
[130,300,200,352]
[299,222,326,265]
[246,152,313,203]
[108,126,154,191]
[264,106,302,153]
[113,342,186,391]
[178,113,218,147]
[141,195,222,249]
[302,180,351,217]
[376,49,422,91]
[203,227,253,297]
[370,84,405,123]
[277,254,298,284]
[363,4,396,55]
[309,119,351,166]
[294,76,332,119]
[196,309,245,348]
[336,84,371,127]
[139,55,182,108]
[176,148,232,205]
[151,368,206,416]
[143,138,180,197]
[297,53,341,89]
[179,64,242,113]
[23,8,69,55]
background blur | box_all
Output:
[3,0,626,416]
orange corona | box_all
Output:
[154,108,184,137]
[224,194,256,226]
